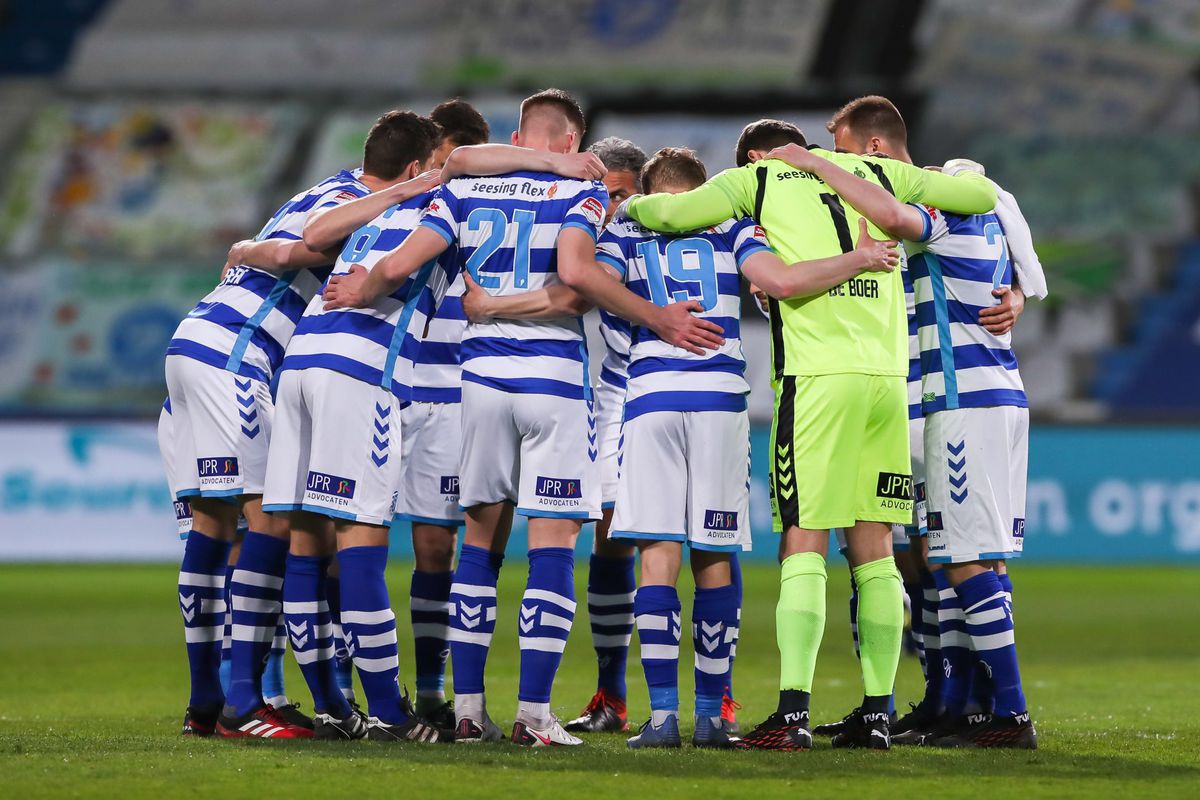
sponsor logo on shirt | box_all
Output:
[306,471,356,504]
[580,197,605,226]
[704,510,739,532]
[440,475,460,496]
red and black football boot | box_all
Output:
[563,688,628,733]
[181,705,220,737]
[721,692,742,734]
[929,711,1037,749]
[736,711,813,751]
[215,705,314,739]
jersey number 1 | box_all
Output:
[636,237,718,311]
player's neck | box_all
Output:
[359,173,400,193]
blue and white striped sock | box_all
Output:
[178,531,230,708]
[325,573,355,702]
[517,547,576,722]
[338,545,406,725]
[635,585,682,724]
[998,571,1014,612]
[905,579,927,677]
[449,545,503,716]
[692,584,737,722]
[262,615,287,707]
[284,554,349,717]
[218,562,234,696]
[935,569,973,717]
[587,554,635,699]
[410,570,453,699]
[959,570,1026,718]
[920,571,943,707]
[728,551,743,699]
[225,531,287,716]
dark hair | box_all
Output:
[826,95,907,144]
[362,110,440,180]
[519,88,586,137]
[734,119,807,167]
[589,136,647,188]
[431,98,490,147]
[641,147,707,194]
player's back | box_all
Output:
[596,215,769,421]
[906,207,1026,413]
[730,154,910,381]
[167,170,370,383]
[421,170,608,399]
[283,191,456,401]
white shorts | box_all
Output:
[925,405,1028,564]
[909,414,928,536]
[458,381,601,520]
[157,403,193,539]
[396,401,464,527]
[164,355,273,500]
[263,368,402,526]
[593,377,625,508]
[610,410,751,552]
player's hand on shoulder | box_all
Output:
[550,151,607,181]
[979,285,1025,335]
[222,239,254,281]
[855,218,900,273]
[322,264,370,310]
[765,143,822,172]
[459,271,494,323]
[410,169,443,195]
[748,283,770,318]
[652,301,726,356]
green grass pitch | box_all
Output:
[1,563,1197,798]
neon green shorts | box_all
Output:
[770,374,913,531]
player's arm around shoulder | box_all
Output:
[441,144,606,181]
[303,170,441,252]
[625,167,747,234]
[886,157,996,216]
[322,226,449,310]
[740,218,900,300]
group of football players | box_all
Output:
[160,88,1045,750]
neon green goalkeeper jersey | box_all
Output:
[626,149,996,379]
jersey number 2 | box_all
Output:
[465,208,535,290]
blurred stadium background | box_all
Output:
[1,0,1199,565]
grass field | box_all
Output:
[1,562,1198,798]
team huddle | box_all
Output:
[160,89,1046,750]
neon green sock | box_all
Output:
[776,552,826,692]
[852,556,904,697]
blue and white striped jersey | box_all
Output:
[596,310,632,389]
[907,205,1026,414]
[398,277,467,403]
[594,216,772,421]
[420,171,609,401]
[280,191,458,401]
[167,170,369,384]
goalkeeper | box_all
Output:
[624,119,995,750]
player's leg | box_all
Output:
[159,395,231,736]
[721,549,744,734]
[625,540,684,750]
[828,374,910,750]
[610,409,687,749]
[682,408,747,749]
[449,502,511,742]
[218,531,241,698]
[934,407,1035,748]
[509,392,598,747]
[568,377,636,733]
[449,381,518,742]
[397,400,463,735]
[742,375,861,751]
[324,559,355,705]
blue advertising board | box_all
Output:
[384,425,1200,565]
